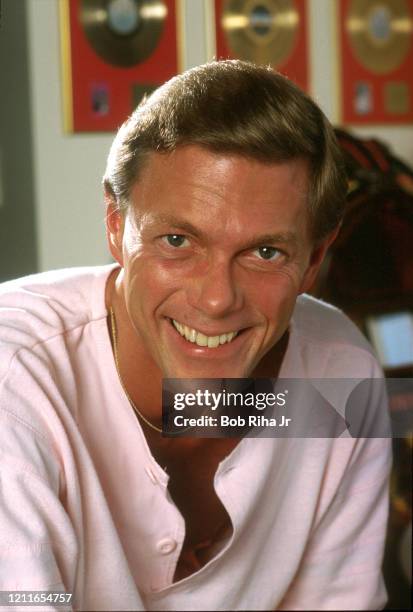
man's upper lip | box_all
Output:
[169,317,246,336]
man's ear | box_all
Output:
[299,225,341,294]
[105,192,124,266]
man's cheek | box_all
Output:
[250,280,291,313]
[154,257,198,283]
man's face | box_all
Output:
[108,146,332,379]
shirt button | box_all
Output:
[145,466,158,485]
[156,538,177,555]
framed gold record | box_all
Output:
[79,0,168,67]
[213,0,309,92]
[60,0,184,132]
[338,0,413,123]
[347,0,412,74]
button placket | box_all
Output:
[145,466,159,485]
[150,527,183,592]
[156,537,178,555]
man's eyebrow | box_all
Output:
[145,214,205,237]
[145,213,298,247]
[243,232,298,248]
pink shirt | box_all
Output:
[0,265,391,610]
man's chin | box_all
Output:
[162,360,252,381]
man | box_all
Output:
[0,61,391,610]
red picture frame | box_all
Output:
[338,0,413,124]
[60,0,182,133]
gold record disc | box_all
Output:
[346,0,413,74]
[221,0,299,67]
[80,0,167,67]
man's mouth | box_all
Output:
[171,319,239,349]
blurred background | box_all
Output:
[0,0,411,607]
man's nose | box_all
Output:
[187,259,244,318]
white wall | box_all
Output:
[26,0,413,272]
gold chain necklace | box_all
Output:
[109,308,164,434]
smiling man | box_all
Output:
[0,61,391,610]
[107,150,320,383]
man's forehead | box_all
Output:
[137,146,310,183]
[130,148,310,210]
[126,148,311,241]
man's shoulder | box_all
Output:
[291,294,382,379]
[294,294,372,352]
[0,264,115,377]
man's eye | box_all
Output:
[254,246,282,261]
[162,234,189,248]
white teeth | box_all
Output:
[196,333,208,347]
[208,335,220,348]
[172,320,238,348]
